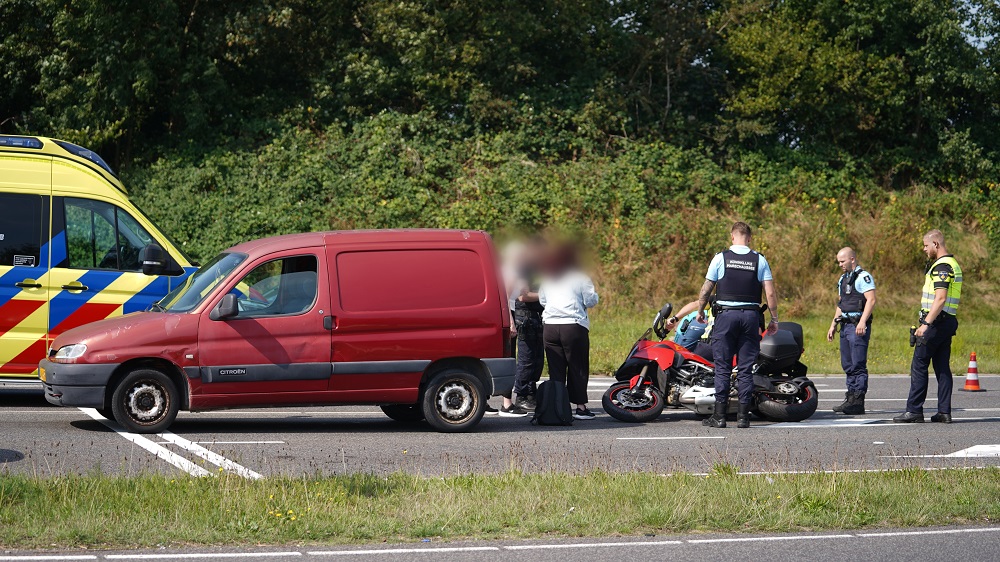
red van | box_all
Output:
[40,230,515,433]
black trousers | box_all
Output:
[543,323,590,404]
[514,312,545,397]
[906,314,958,415]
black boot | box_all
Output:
[703,401,728,428]
[737,403,751,428]
[842,392,865,415]
[832,392,851,413]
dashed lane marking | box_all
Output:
[307,547,499,555]
[687,534,854,544]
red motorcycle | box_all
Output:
[602,303,819,423]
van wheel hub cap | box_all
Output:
[126,383,166,422]
[436,382,474,421]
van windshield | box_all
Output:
[159,252,247,312]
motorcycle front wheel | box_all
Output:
[755,383,818,422]
[602,381,665,423]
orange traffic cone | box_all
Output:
[960,352,986,392]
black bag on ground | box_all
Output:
[531,380,573,425]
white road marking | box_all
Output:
[858,527,1000,537]
[617,436,725,440]
[505,540,682,550]
[0,557,96,561]
[687,534,854,544]
[156,441,286,445]
[157,432,263,479]
[819,398,933,402]
[767,418,904,428]
[79,408,212,478]
[307,547,499,555]
[106,553,301,559]
[889,445,1000,458]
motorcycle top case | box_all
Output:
[759,329,800,370]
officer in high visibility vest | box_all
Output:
[894,230,962,423]
[696,222,779,429]
[826,247,876,415]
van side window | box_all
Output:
[0,193,44,267]
[232,255,318,317]
[61,198,155,271]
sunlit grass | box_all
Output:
[1,469,996,548]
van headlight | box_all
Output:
[53,344,87,362]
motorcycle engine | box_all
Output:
[668,362,714,405]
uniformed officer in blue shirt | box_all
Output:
[696,222,779,428]
[826,247,876,415]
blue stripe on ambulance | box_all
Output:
[0,234,54,308]
[48,270,124,330]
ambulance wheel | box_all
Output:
[422,369,486,433]
[111,368,179,433]
[380,404,425,423]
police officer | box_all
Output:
[826,247,876,415]
[696,222,779,428]
[894,230,963,424]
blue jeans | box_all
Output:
[711,309,761,405]
[839,322,871,393]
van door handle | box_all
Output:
[323,315,336,330]
[15,279,42,289]
[61,283,89,291]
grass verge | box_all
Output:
[589,306,1000,375]
[1,468,998,549]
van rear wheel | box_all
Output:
[111,368,179,433]
[380,404,425,423]
[422,369,486,432]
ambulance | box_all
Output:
[0,135,194,384]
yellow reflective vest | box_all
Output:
[921,256,962,316]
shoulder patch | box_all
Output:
[938,270,951,281]
[863,275,872,284]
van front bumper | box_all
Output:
[482,358,516,397]
[39,359,118,409]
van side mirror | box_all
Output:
[210,294,239,321]
[140,243,168,276]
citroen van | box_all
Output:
[40,230,516,433]
[0,135,194,384]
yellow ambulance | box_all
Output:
[0,135,194,385]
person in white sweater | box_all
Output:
[538,243,599,420]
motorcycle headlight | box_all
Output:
[53,344,87,362]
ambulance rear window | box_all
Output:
[53,140,117,178]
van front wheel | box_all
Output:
[422,369,486,433]
[111,368,180,433]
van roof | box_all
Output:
[227,229,492,255]
[0,134,126,193]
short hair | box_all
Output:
[924,229,944,245]
[731,222,752,238]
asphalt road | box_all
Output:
[1,375,998,477]
[1,527,998,561]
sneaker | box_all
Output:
[499,404,529,417]
[515,395,536,411]
[573,407,596,420]
[484,404,499,415]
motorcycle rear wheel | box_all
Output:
[602,381,665,423]
[755,384,818,422]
